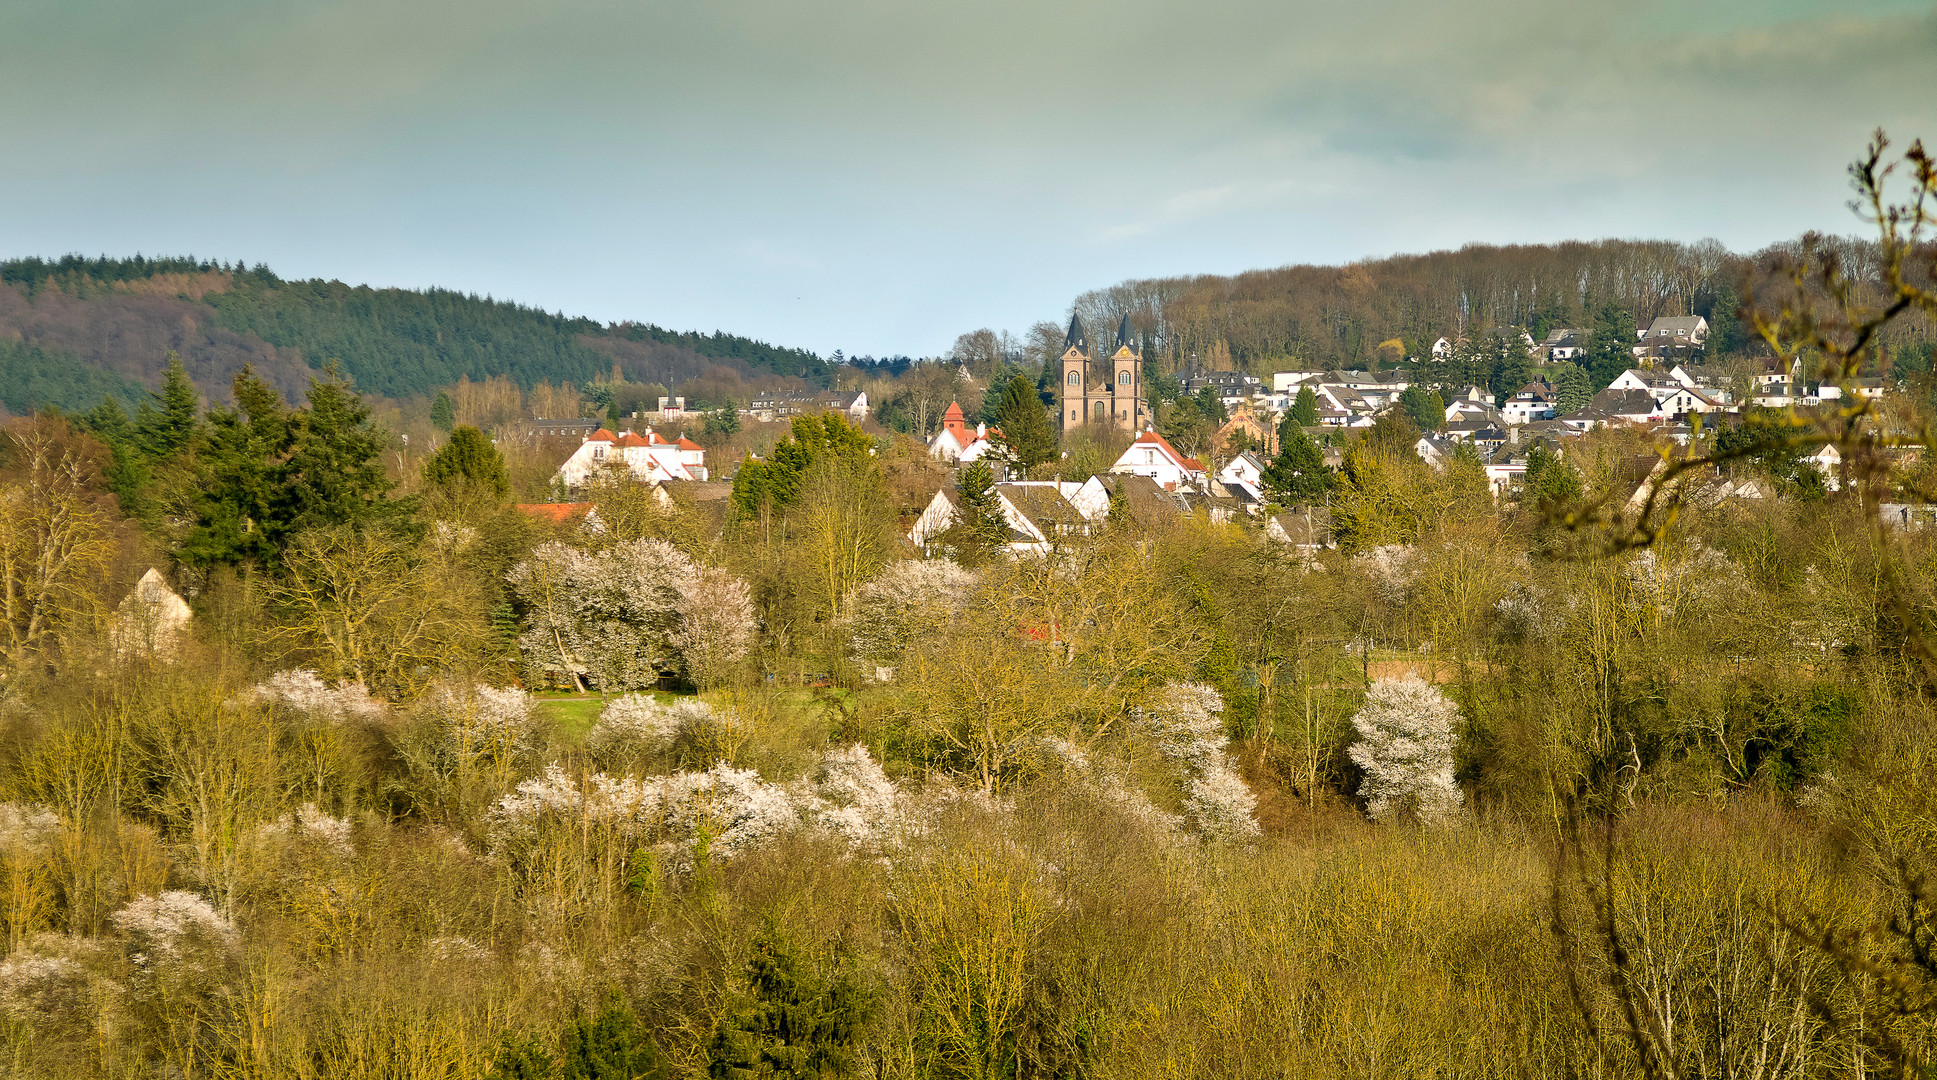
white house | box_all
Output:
[1216,451,1267,506]
[908,486,1051,556]
[554,428,708,488]
[110,568,192,660]
[1502,380,1559,424]
[1109,429,1207,492]
[1607,369,1725,419]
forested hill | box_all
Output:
[0,255,825,414]
[1068,237,1932,374]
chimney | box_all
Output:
[977,422,986,439]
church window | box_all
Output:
[1066,371,1079,387]
[1118,370,1131,386]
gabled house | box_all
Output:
[1502,379,1559,424]
[1109,429,1208,492]
[1216,451,1268,507]
[908,487,1050,556]
[1540,328,1591,361]
[1565,388,1664,430]
[554,428,707,488]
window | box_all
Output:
[1067,371,1079,387]
[1118,370,1132,386]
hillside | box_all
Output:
[1069,237,1936,374]
[0,255,827,414]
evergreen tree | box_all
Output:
[80,395,153,515]
[1397,385,1445,432]
[181,366,294,567]
[1523,443,1583,515]
[556,996,670,1080]
[431,391,456,432]
[704,405,742,437]
[1261,429,1333,507]
[135,352,201,460]
[1588,302,1636,390]
[730,412,876,519]
[1490,336,1533,406]
[706,931,874,1080]
[1362,411,1420,459]
[994,374,1056,472]
[425,425,511,498]
[1551,363,1593,414]
[955,460,1007,547]
[1290,385,1320,427]
[277,369,399,536]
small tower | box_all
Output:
[1110,314,1142,431]
[1059,314,1090,433]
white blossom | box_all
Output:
[429,683,536,752]
[251,803,354,856]
[488,761,808,867]
[0,802,59,851]
[1357,544,1420,605]
[110,891,238,973]
[1624,540,1734,623]
[807,744,905,845]
[253,670,387,721]
[587,694,693,755]
[1038,736,1186,843]
[0,950,89,1024]
[1138,684,1261,842]
[843,560,981,665]
[673,566,757,689]
[1348,675,1464,826]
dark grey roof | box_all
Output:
[1115,314,1137,353]
[1065,314,1088,352]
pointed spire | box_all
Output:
[1115,314,1137,354]
[1064,314,1088,352]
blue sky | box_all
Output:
[3,0,1933,356]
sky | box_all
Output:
[3,0,1935,358]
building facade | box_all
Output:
[1059,314,1150,433]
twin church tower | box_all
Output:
[1057,313,1149,434]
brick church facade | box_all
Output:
[1059,314,1150,434]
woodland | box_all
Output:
[0,137,1933,1080]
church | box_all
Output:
[1059,314,1150,434]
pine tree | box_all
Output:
[181,366,293,567]
[995,374,1056,472]
[1290,385,1320,427]
[136,351,201,460]
[1588,302,1636,389]
[425,425,511,498]
[431,391,456,432]
[277,368,399,536]
[557,996,670,1080]
[1262,429,1332,507]
[706,931,873,1079]
[955,460,1007,547]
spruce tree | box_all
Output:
[431,391,456,432]
[136,352,201,460]
[181,366,293,567]
[558,996,670,1080]
[706,931,873,1080]
[1262,429,1333,507]
[956,460,1007,547]
[994,375,1056,472]
[425,424,511,498]
[1290,385,1320,427]
[277,368,398,536]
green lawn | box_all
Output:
[531,694,607,742]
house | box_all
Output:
[1109,429,1208,492]
[746,390,870,423]
[1216,451,1268,506]
[1264,507,1331,552]
[1540,328,1591,361]
[1182,370,1263,402]
[1215,404,1274,455]
[908,487,1050,556]
[1502,379,1559,424]
[110,568,192,660]
[1430,337,1453,361]
[927,402,1004,465]
[1607,369,1725,419]
[1642,315,1709,347]
[1414,435,1453,468]
[1272,370,1327,393]
[554,427,708,488]
[1806,443,1843,491]
[1565,388,1664,430]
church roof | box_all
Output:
[1064,314,1088,352]
[1115,314,1137,353]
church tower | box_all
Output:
[1059,314,1091,433]
[1109,314,1142,431]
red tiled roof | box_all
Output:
[943,401,965,421]
[614,432,651,448]
[676,437,703,451]
[586,429,617,442]
[518,503,591,523]
[1130,429,1204,473]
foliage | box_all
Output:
[1347,675,1463,825]
[706,929,873,1079]
[993,375,1056,471]
[1260,428,1332,508]
[1289,385,1320,427]
[426,425,511,499]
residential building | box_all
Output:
[554,427,708,487]
[1216,450,1268,506]
[927,402,1003,465]
[1502,379,1558,424]
[1109,429,1207,492]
